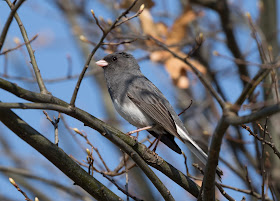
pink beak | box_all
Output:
[96,60,108,67]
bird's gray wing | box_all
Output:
[127,84,182,141]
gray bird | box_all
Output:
[96,52,222,177]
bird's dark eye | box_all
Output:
[112,57,117,61]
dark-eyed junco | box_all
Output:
[96,52,222,177]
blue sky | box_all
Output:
[0,0,278,200]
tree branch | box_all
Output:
[0,77,201,198]
[199,116,229,201]
[0,108,122,201]
[103,127,175,201]
[147,35,225,109]
[0,0,26,51]
[226,103,280,125]
[70,0,140,106]
[5,0,50,94]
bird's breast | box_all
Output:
[113,98,154,128]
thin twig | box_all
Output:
[261,117,268,201]
[220,183,272,201]
[43,111,61,145]
[0,70,96,83]
[0,34,38,55]
[101,39,137,46]
[0,166,85,199]
[234,14,273,106]
[0,0,26,51]
[246,13,271,64]
[178,100,193,116]
[182,152,190,176]
[147,35,225,109]
[186,33,204,58]
[101,172,143,201]
[241,124,280,159]
[244,165,254,194]
[123,152,129,201]
[115,4,144,27]
[102,126,175,201]
[213,51,279,69]
[72,128,111,172]
[225,102,280,125]
[5,0,50,94]
[215,182,235,201]
[9,178,32,201]
[70,0,142,106]
[0,78,200,197]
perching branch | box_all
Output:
[0,77,200,198]
[0,108,122,201]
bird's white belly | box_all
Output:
[113,99,153,128]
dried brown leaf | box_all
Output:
[166,7,198,45]
[139,9,158,37]
[150,51,170,62]
[161,52,206,88]
[120,0,154,12]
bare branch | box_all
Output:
[0,77,200,198]
[101,172,143,201]
[9,178,32,201]
[241,125,280,159]
[0,0,26,51]
[147,35,226,109]
[70,0,142,106]
[0,108,121,200]
[0,34,38,55]
[5,0,50,94]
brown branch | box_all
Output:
[9,178,32,201]
[246,13,271,64]
[220,183,272,201]
[0,34,38,55]
[213,51,279,69]
[72,128,111,172]
[0,70,96,83]
[178,100,193,116]
[200,116,229,201]
[101,39,137,46]
[0,0,26,51]
[43,111,60,145]
[115,4,145,27]
[215,182,235,201]
[244,165,254,194]
[0,108,121,200]
[241,125,280,159]
[190,0,249,86]
[226,103,280,125]
[101,172,143,201]
[102,127,175,201]
[261,118,268,201]
[0,77,201,198]
[147,35,226,109]
[234,14,272,106]
[0,166,85,199]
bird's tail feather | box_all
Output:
[176,124,223,179]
